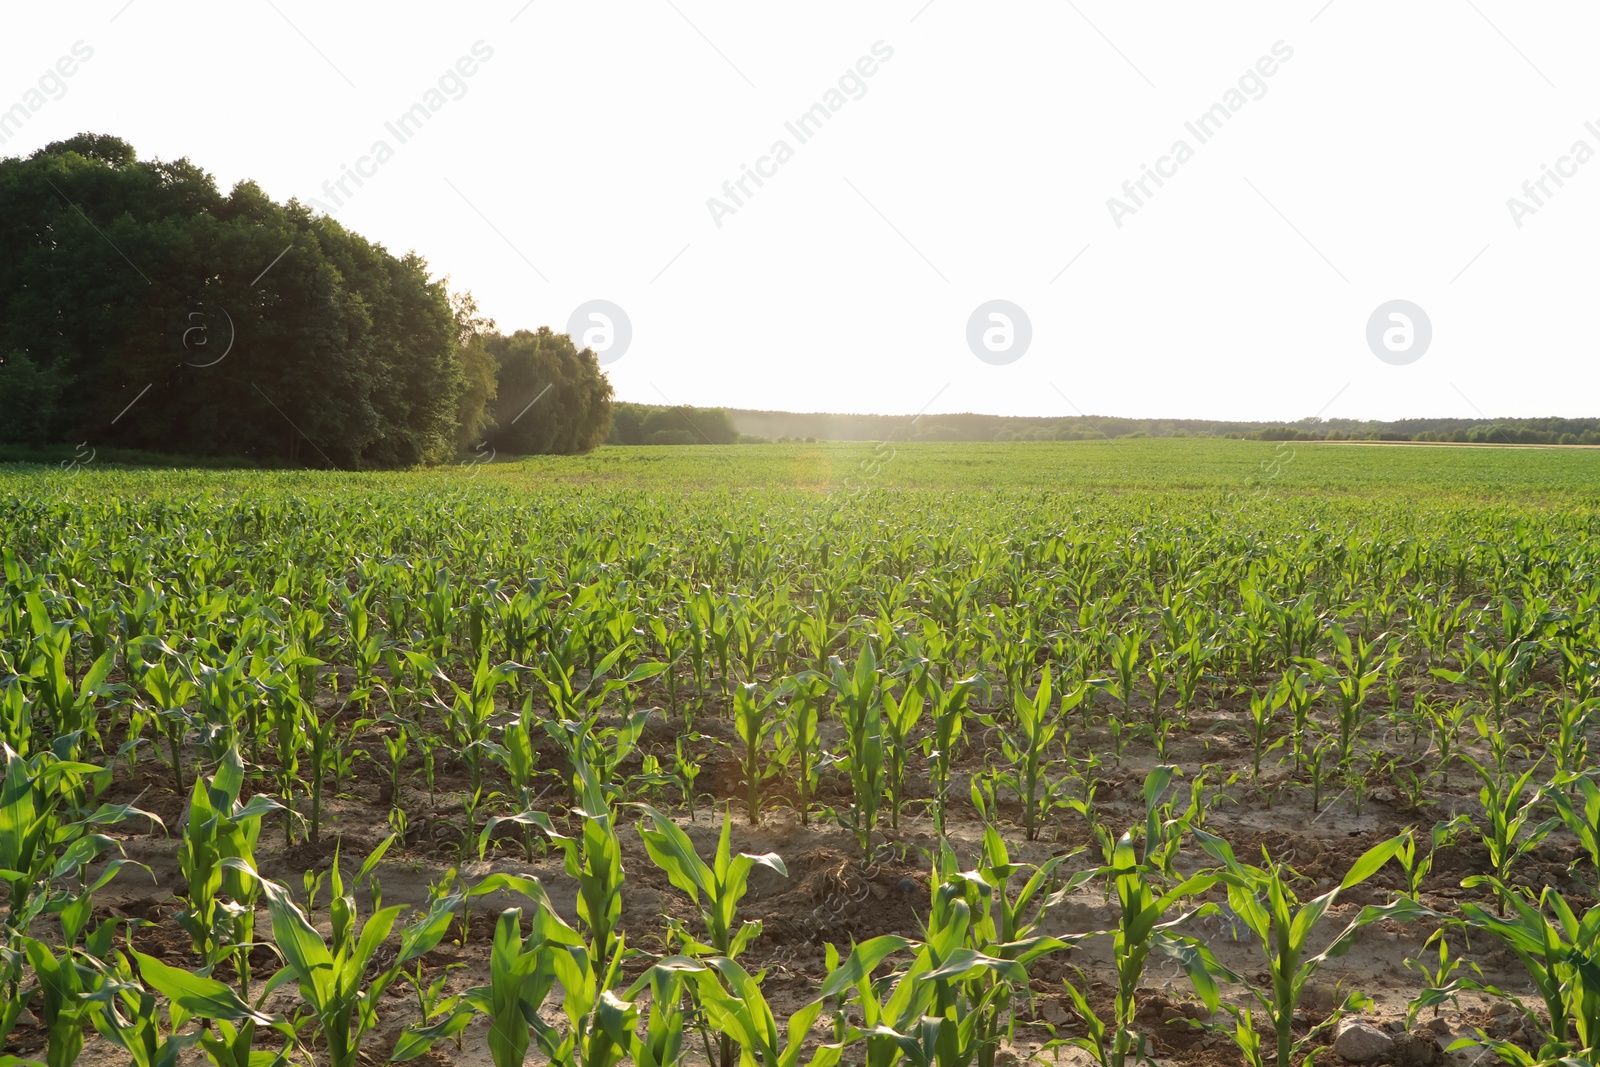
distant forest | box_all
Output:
[616,407,1600,446]
[0,134,610,467]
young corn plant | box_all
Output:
[99,952,282,1067]
[1393,815,1473,898]
[223,837,527,1067]
[1422,698,1470,783]
[1548,696,1597,779]
[924,672,977,836]
[881,676,927,831]
[378,719,410,811]
[774,674,825,826]
[1143,653,1175,759]
[502,888,702,1067]
[636,804,786,960]
[818,936,927,1067]
[632,753,676,809]
[831,647,885,853]
[675,733,706,821]
[140,657,197,794]
[25,598,118,757]
[981,666,1083,842]
[1305,732,1335,814]
[20,895,126,1066]
[173,744,283,993]
[637,805,786,1067]
[1277,668,1316,770]
[537,648,665,803]
[1451,889,1600,1061]
[1433,637,1535,733]
[440,653,519,796]
[1550,772,1600,895]
[647,612,691,722]
[697,955,842,1067]
[1171,631,1215,720]
[1463,756,1560,914]
[0,743,159,938]
[23,935,111,1067]
[616,957,707,1067]
[425,901,570,1067]
[224,838,401,1067]
[816,832,1083,1067]
[1192,828,1421,1067]
[83,970,199,1067]
[826,831,1084,1067]
[0,786,150,1050]
[301,697,345,847]
[837,937,1035,1067]
[388,876,561,1063]
[0,676,32,756]
[1240,685,1287,785]
[496,764,627,979]
[1317,626,1388,768]
[1058,826,1221,1067]
[263,677,305,845]
[733,682,781,825]
[962,824,1089,957]
[1403,930,1481,1025]
[1099,628,1144,725]
[478,706,547,860]
[1413,592,1472,670]
[1557,631,1598,703]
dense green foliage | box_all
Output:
[0,134,611,466]
[608,402,740,445]
[484,328,613,455]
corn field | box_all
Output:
[2,455,1599,1067]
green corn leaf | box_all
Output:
[134,952,273,1024]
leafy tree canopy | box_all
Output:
[0,134,612,466]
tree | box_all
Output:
[607,402,649,445]
[484,327,613,455]
[0,352,66,444]
[450,289,499,449]
[639,405,737,444]
[0,134,478,467]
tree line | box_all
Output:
[607,402,742,445]
[726,408,1600,445]
[0,134,611,467]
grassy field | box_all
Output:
[1,440,1599,1067]
[478,438,1600,496]
[12,436,1600,499]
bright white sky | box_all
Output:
[7,2,1598,421]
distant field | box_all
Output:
[7,437,1597,500]
[474,438,1600,498]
